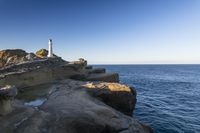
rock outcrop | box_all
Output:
[88,68,106,74]
[0,49,153,133]
[35,49,48,58]
[0,54,118,88]
[0,49,28,68]
[0,79,153,133]
[0,58,74,88]
[0,49,41,68]
[26,53,38,61]
[69,58,87,69]
[83,82,136,116]
[85,73,119,82]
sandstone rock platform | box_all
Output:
[0,79,153,133]
[0,49,153,133]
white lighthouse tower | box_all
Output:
[48,39,53,57]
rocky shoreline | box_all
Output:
[0,49,153,133]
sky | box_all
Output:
[0,0,200,64]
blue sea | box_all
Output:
[94,65,200,133]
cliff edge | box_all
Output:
[0,49,153,133]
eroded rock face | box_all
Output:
[0,49,42,68]
[86,73,119,82]
[70,72,119,83]
[69,58,87,69]
[0,59,77,88]
[0,79,152,133]
[83,82,136,116]
[88,68,106,74]
[0,49,28,68]
[0,49,153,133]
[0,49,119,87]
[25,53,38,61]
[0,85,17,98]
[0,85,17,115]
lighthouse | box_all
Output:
[48,39,53,57]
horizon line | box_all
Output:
[89,63,200,65]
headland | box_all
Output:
[0,48,153,133]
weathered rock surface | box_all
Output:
[0,85,18,115]
[0,50,119,87]
[70,73,119,83]
[0,79,153,133]
[0,49,42,68]
[0,85,17,98]
[0,49,153,133]
[85,65,93,69]
[0,49,28,68]
[88,68,106,74]
[69,58,87,69]
[35,49,48,58]
[86,73,119,82]
[25,53,38,61]
[0,58,78,88]
[83,82,136,116]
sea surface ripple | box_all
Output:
[94,65,200,133]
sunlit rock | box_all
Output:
[0,49,28,68]
[35,49,48,58]
[83,82,136,116]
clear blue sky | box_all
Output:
[0,0,200,64]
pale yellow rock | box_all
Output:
[83,82,131,92]
[35,49,48,58]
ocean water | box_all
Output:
[94,65,200,133]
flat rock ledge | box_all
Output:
[0,49,153,133]
[0,57,119,88]
[0,79,153,133]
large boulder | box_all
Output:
[35,49,59,58]
[83,82,136,116]
[0,49,28,68]
[35,49,48,58]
